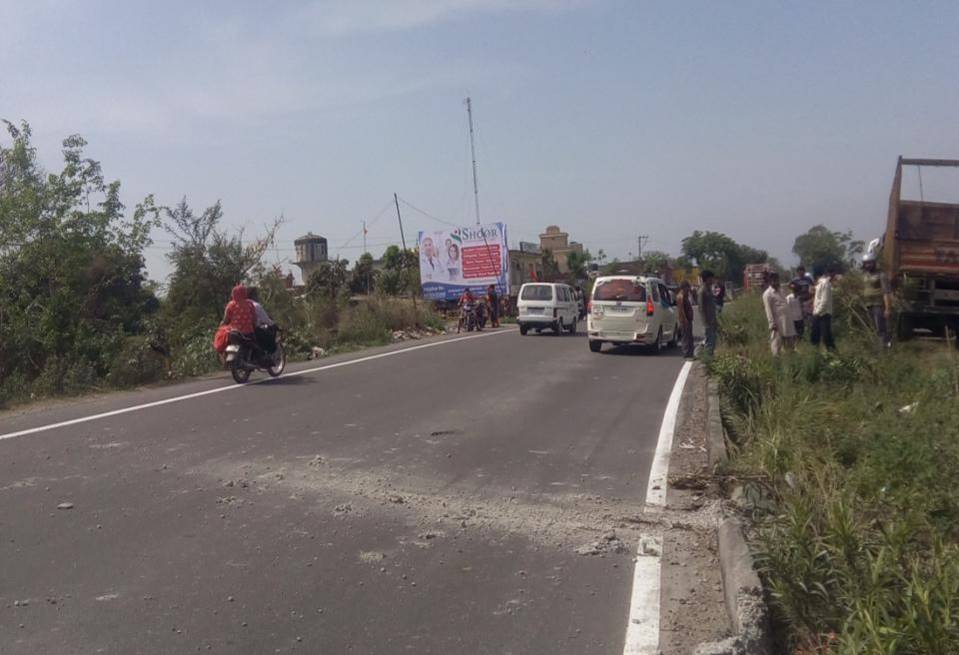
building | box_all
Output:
[539,225,584,274]
[293,233,328,281]
[508,249,545,296]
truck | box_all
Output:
[883,157,959,339]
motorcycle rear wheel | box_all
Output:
[268,344,286,377]
[231,358,251,384]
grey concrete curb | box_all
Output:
[693,376,771,655]
[706,378,728,471]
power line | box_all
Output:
[396,196,460,228]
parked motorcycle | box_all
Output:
[225,328,286,383]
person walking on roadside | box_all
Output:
[811,265,836,351]
[862,253,893,349]
[713,280,726,314]
[791,265,813,338]
[485,284,500,328]
[785,282,804,344]
[762,273,791,355]
[676,280,695,359]
[699,270,719,357]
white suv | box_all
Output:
[587,276,677,352]
[517,283,579,335]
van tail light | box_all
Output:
[646,299,655,316]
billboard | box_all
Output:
[418,223,509,301]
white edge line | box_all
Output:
[0,330,513,442]
[644,360,693,509]
[622,360,693,655]
[622,535,663,654]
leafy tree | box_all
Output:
[380,245,419,296]
[565,249,592,282]
[681,230,767,282]
[306,259,350,299]
[641,250,671,275]
[163,198,279,325]
[0,120,158,399]
[792,225,864,273]
[351,252,377,294]
[596,249,608,266]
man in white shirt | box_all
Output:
[811,266,836,351]
[762,272,787,355]
[246,287,277,354]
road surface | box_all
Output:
[1,328,688,654]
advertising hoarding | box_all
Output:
[418,223,509,301]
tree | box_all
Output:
[307,259,349,299]
[0,120,158,398]
[641,250,671,276]
[681,230,767,282]
[566,249,592,282]
[163,198,281,326]
[379,245,419,296]
[596,249,608,266]
[792,225,864,273]
[351,252,376,294]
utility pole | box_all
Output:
[362,219,369,294]
[637,235,648,261]
[394,193,418,315]
[466,97,481,226]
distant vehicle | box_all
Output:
[587,275,677,353]
[883,157,959,340]
[225,329,286,383]
[517,283,579,335]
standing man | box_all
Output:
[676,280,695,359]
[700,270,719,357]
[713,280,726,314]
[762,273,787,355]
[791,265,813,339]
[486,284,500,328]
[811,265,836,351]
[862,253,892,349]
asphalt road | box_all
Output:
[1,327,686,654]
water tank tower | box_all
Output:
[294,233,328,281]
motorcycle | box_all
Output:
[458,302,481,333]
[225,327,286,384]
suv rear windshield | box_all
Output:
[521,284,553,301]
[592,279,647,302]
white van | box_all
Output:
[517,283,579,335]
[587,276,677,352]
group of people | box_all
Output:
[457,284,502,331]
[674,269,722,360]
[761,256,892,355]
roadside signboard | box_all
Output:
[418,223,510,301]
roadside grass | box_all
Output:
[708,285,959,654]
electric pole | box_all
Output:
[637,235,648,261]
[466,97,481,226]
[394,193,417,314]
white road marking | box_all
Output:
[0,330,513,442]
[644,360,693,509]
[621,360,693,655]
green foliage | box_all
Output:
[565,249,591,281]
[708,291,959,653]
[681,230,768,282]
[0,120,159,405]
[306,259,349,300]
[793,224,864,273]
[541,249,561,278]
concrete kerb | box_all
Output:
[693,371,771,655]
[706,378,728,472]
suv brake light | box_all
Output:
[646,299,655,316]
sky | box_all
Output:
[3,0,959,283]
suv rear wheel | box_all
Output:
[589,340,602,353]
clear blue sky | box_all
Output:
[3,1,958,282]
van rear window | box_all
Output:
[593,279,647,302]
[521,284,553,301]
